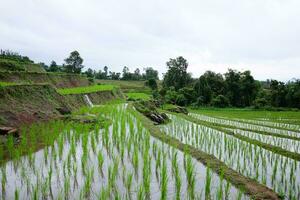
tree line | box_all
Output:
[159,56,300,109]
[41,50,159,81]
[2,50,299,109]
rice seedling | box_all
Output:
[160,156,168,200]
[14,188,19,200]
[205,166,212,199]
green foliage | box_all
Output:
[144,67,158,80]
[145,78,158,90]
[211,95,230,108]
[126,92,150,101]
[63,51,84,74]
[163,56,192,90]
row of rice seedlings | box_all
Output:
[162,114,300,199]
[223,116,300,132]
[189,112,300,138]
[234,129,300,153]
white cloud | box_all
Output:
[0,0,299,81]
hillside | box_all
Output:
[0,58,45,73]
[0,84,123,127]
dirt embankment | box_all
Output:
[0,84,123,128]
[0,72,90,88]
[65,89,124,108]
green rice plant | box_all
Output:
[83,168,94,198]
[224,181,231,199]
[174,164,181,200]
[108,165,117,192]
[137,184,145,200]
[64,175,71,199]
[14,188,19,200]
[132,145,139,174]
[125,172,133,197]
[217,167,225,200]
[160,157,168,200]
[98,186,109,200]
[97,150,104,175]
[185,155,195,199]
[205,167,212,199]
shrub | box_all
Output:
[211,95,230,108]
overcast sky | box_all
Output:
[1,0,300,81]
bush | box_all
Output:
[253,97,268,109]
[211,95,230,108]
[175,94,187,106]
[145,78,158,90]
[165,87,178,104]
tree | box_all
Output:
[211,95,230,108]
[103,66,108,79]
[194,71,224,104]
[240,71,258,106]
[163,56,192,90]
[286,80,300,108]
[143,67,159,80]
[134,68,142,80]
[85,68,95,78]
[48,61,60,72]
[269,80,287,107]
[63,51,84,73]
[110,71,121,80]
[122,66,131,80]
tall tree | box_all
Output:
[63,51,84,73]
[163,56,192,90]
[194,71,224,104]
[103,66,108,79]
[143,67,159,80]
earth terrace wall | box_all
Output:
[0,84,123,127]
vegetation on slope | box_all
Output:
[58,84,116,95]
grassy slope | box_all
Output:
[96,79,151,93]
[58,84,116,95]
[126,92,151,100]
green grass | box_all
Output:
[126,92,151,100]
[58,84,116,95]
[96,80,153,93]
[190,108,300,123]
[0,82,19,87]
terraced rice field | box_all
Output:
[159,110,300,199]
[0,104,299,199]
[0,105,248,200]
